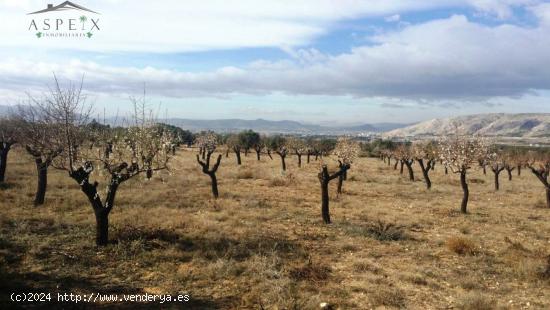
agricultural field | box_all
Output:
[1,144,549,309]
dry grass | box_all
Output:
[457,292,497,310]
[446,236,478,255]
[0,147,549,309]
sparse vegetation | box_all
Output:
[0,81,549,308]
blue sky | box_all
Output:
[0,0,549,124]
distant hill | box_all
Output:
[0,105,407,134]
[159,118,407,134]
[384,113,550,138]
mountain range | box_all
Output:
[2,104,548,137]
[385,113,550,138]
[157,118,406,134]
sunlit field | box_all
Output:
[1,146,549,309]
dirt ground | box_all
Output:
[1,147,549,309]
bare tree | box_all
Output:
[332,137,360,195]
[395,145,415,181]
[0,116,17,183]
[526,151,550,208]
[318,164,348,224]
[439,133,488,213]
[226,134,242,165]
[503,149,523,180]
[15,76,86,205]
[253,135,267,161]
[268,135,288,171]
[287,137,307,168]
[49,83,172,246]
[487,149,506,191]
[196,132,222,198]
[478,157,487,175]
[412,141,437,189]
[318,138,359,223]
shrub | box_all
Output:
[365,220,407,241]
[289,260,331,283]
[236,169,254,179]
[370,288,406,308]
[269,172,296,187]
[446,236,477,255]
[457,292,496,310]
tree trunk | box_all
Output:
[445,166,448,175]
[297,154,302,168]
[507,168,512,181]
[393,160,398,170]
[482,165,486,175]
[400,161,404,174]
[405,161,414,181]
[95,210,109,246]
[517,165,521,176]
[460,171,469,214]
[494,171,500,191]
[235,150,241,165]
[418,159,431,189]
[256,150,261,161]
[280,155,286,171]
[307,153,310,164]
[547,187,550,209]
[244,148,249,156]
[210,173,219,198]
[320,176,330,224]
[0,147,8,183]
[267,150,273,160]
[34,161,48,206]
[337,174,343,195]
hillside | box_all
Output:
[385,113,550,138]
[0,105,406,134]
[145,118,407,134]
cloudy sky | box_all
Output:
[0,0,549,124]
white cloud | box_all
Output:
[0,0,542,52]
[0,0,549,108]
[1,13,549,103]
[385,14,401,22]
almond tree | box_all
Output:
[51,84,173,246]
[305,138,316,164]
[487,149,505,191]
[395,145,415,181]
[478,157,487,175]
[226,134,243,165]
[332,137,360,194]
[287,137,307,168]
[268,135,288,171]
[439,134,488,213]
[0,117,17,184]
[412,141,437,189]
[516,152,528,176]
[527,151,550,208]
[381,149,393,167]
[196,131,222,198]
[503,150,521,180]
[253,135,267,161]
[15,87,75,205]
